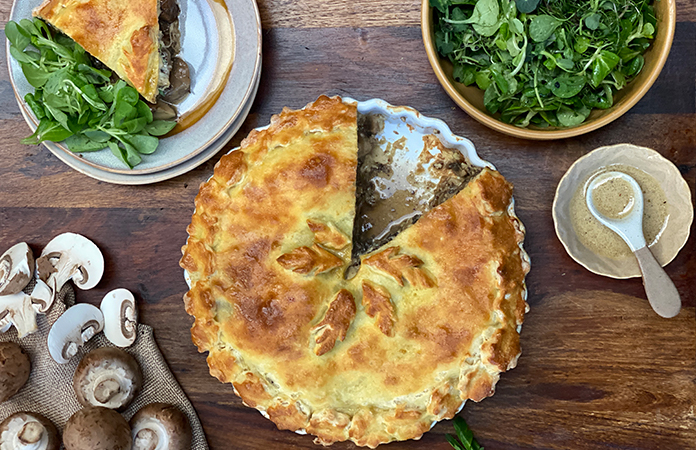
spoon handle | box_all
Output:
[634,247,681,318]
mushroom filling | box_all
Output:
[132,420,168,450]
[78,364,135,408]
[350,112,482,261]
[156,0,190,112]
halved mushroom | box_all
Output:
[130,403,192,450]
[0,342,30,403]
[28,279,53,314]
[47,303,104,364]
[0,412,59,450]
[36,233,104,301]
[63,406,131,450]
[100,289,138,347]
[73,347,142,410]
[0,243,33,296]
[0,293,39,338]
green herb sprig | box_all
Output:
[6,18,176,168]
[446,416,484,450]
[432,0,656,128]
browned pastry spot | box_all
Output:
[312,289,356,356]
[361,280,395,336]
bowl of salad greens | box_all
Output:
[422,0,675,139]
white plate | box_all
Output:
[553,144,693,279]
[7,0,261,181]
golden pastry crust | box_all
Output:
[34,0,160,102]
[181,96,530,447]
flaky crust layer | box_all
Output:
[34,0,160,102]
[180,96,530,447]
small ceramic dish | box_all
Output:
[421,0,676,140]
[553,144,693,279]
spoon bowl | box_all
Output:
[585,171,646,251]
[585,171,681,318]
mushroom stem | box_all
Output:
[94,378,121,404]
[19,421,43,444]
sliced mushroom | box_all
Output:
[100,289,138,347]
[28,280,53,314]
[36,233,104,301]
[0,412,59,450]
[73,347,142,410]
[47,303,104,364]
[0,243,33,296]
[63,406,131,450]
[0,293,38,338]
[130,403,192,450]
[0,342,30,403]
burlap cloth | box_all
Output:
[0,283,209,449]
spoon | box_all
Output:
[585,171,681,318]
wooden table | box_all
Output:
[1,1,695,449]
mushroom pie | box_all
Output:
[181,96,530,447]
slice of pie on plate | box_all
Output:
[33,0,181,103]
[180,95,530,447]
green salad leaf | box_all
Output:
[6,18,176,168]
[431,0,657,129]
[445,416,484,450]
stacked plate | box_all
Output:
[7,0,262,184]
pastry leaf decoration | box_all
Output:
[307,219,350,250]
[277,244,343,274]
[311,289,356,356]
[361,280,395,336]
[363,246,436,289]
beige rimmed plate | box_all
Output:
[553,144,693,279]
[7,0,262,182]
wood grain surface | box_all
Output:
[1,0,695,449]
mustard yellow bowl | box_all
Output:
[421,0,676,140]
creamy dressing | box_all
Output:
[570,164,668,260]
[591,176,635,220]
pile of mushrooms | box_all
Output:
[0,234,193,450]
[0,233,104,338]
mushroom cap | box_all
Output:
[130,403,192,450]
[37,233,104,292]
[0,411,59,450]
[0,342,30,403]
[47,303,104,364]
[0,243,34,297]
[73,348,142,410]
[63,406,131,450]
[100,289,138,348]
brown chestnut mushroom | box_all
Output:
[0,342,30,403]
[131,403,192,450]
[0,412,59,450]
[73,348,142,410]
[63,406,131,450]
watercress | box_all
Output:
[432,0,657,129]
[6,18,176,168]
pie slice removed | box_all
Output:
[33,0,169,102]
[180,96,530,447]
